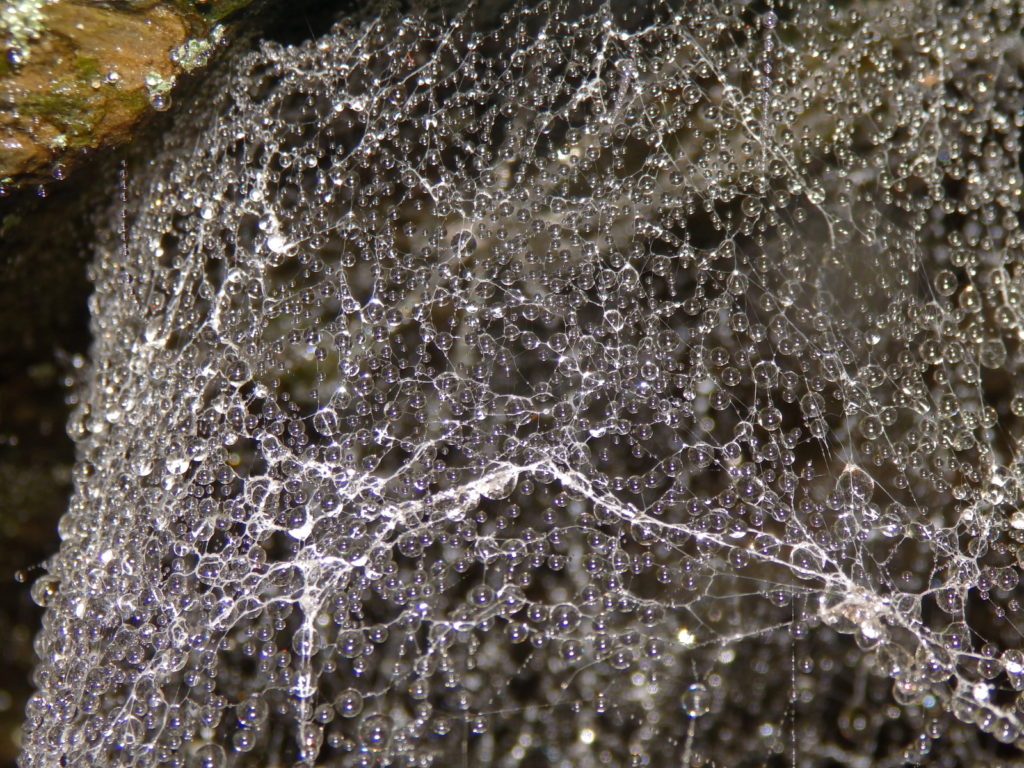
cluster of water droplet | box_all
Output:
[20,0,1024,765]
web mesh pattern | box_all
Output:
[20,1,1024,765]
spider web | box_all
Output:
[20,1,1024,766]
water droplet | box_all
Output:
[360,714,392,751]
[934,270,957,296]
[334,689,363,718]
[681,683,711,718]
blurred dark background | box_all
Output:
[0,174,93,767]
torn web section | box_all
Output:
[20,1,1024,767]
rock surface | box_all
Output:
[0,0,243,190]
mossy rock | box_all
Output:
[0,0,247,189]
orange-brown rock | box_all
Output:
[0,0,237,189]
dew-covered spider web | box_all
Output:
[19,0,1024,765]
